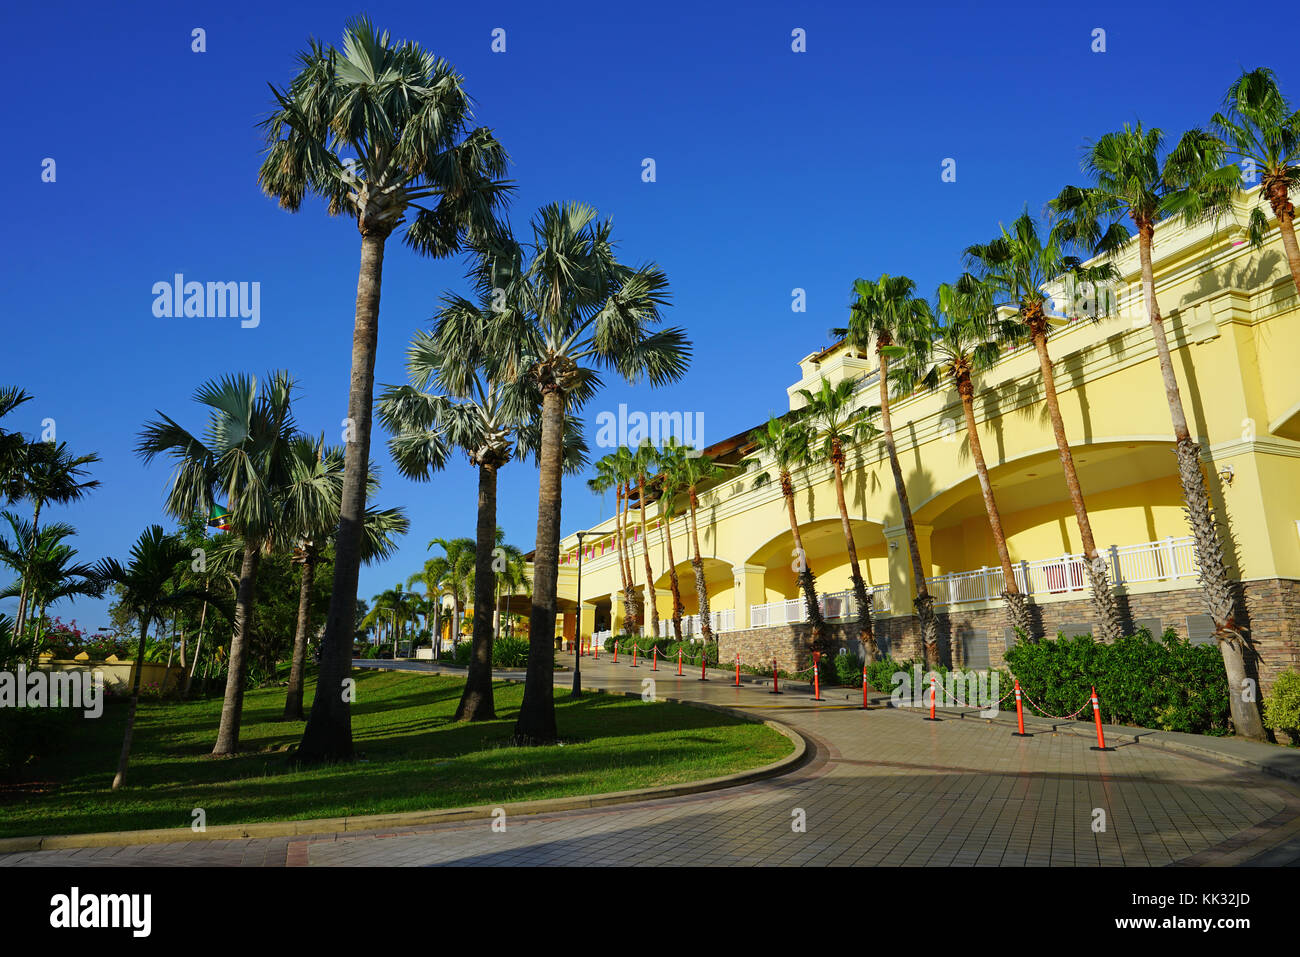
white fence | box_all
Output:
[657,608,736,638]
[748,584,891,629]
[928,536,1197,606]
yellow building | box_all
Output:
[540,193,1300,690]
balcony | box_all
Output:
[928,536,1197,606]
[748,584,891,630]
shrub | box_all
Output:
[452,640,472,667]
[1004,628,1230,735]
[492,637,530,669]
[832,649,865,687]
[1263,670,1300,744]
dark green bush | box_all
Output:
[1004,628,1230,735]
[832,650,865,687]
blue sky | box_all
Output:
[3,0,1286,632]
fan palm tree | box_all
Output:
[260,15,511,764]
[630,440,661,639]
[6,441,100,641]
[895,280,1033,639]
[1212,68,1300,292]
[381,288,567,722]
[466,201,688,745]
[835,274,940,664]
[746,416,825,648]
[279,436,408,719]
[137,371,299,755]
[95,526,215,789]
[964,214,1125,643]
[1050,126,1266,739]
[795,377,880,659]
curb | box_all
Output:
[0,669,807,855]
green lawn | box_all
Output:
[0,669,793,838]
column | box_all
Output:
[731,563,766,629]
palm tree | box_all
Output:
[653,440,691,641]
[795,377,880,659]
[0,387,34,504]
[836,274,941,664]
[95,526,214,789]
[964,215,1125,643]
[1212,68,1300,293]
[631,440,661,639]
[1,534,102,644]
[675,451,727,643]
[425,538,476,649]
[137,371,299,755]
[6,441,100,641]
[611,445,643,634]
[467,201,689,745]
[381,289,558,722]
[1051,127,1266,739]
[587,453,635,630]
[279,436,407,719]
[260,16,511,764]
[747,416,825,648]
[896,280,1033,640]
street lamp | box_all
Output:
[572,530,589,698]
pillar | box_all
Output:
[732,563,766,629]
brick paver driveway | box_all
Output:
[4,657,1298,867]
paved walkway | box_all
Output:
[4,656,1299,867]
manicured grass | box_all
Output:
[0,668,793,838]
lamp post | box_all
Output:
[572,530,589,698]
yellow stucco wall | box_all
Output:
[547,192,1300,632]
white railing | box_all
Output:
[748,583,890,629]
[657,608,737,638]
[592,629,612,646]
[928,536,1197,606]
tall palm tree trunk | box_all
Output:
[456,461,499,722]
[782,472,825,649]
[1266,184,1300,294]
[618,483,641,634]
[664,515,684,641]
[830,445,876,659]
[637,477,659,638]
[300,229,388,763]
[112,618,151,790]
[184,596,207,697]
[957,375,1033,639]
[515,388,563,745]
[213,545,261,755]
[1026,320,1124,642]
[878,349,939,664]
[1137,225,1265,739]
[688,490,714,643]
[283,556,317,720]
[12,502,42,641]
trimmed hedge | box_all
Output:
[1263,669,1300,744]
[1005,628,1230,735]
